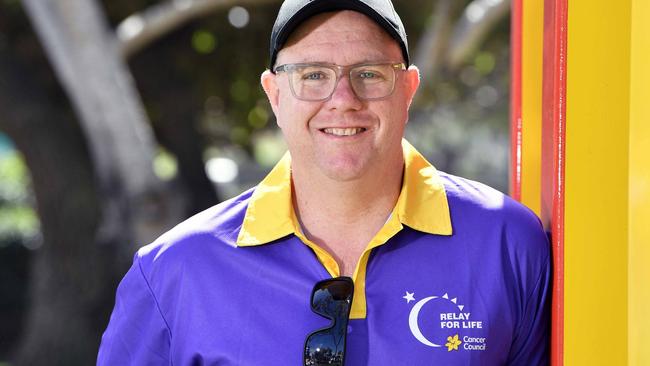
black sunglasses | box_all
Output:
[304,277,354,366]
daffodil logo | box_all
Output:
[445,334,462,351]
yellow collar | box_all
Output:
[237,140,452,246]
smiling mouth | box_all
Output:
[321,127,367,136]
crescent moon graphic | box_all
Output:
[408,296,442,347]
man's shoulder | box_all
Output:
[135,187,255,265]
[439,172,537,221]
[438,172,548,251]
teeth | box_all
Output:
[323,128,364,136]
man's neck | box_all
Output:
[290,158,404,275]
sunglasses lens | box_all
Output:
[311,279,354,317]
[305,332,345,366]
[304,277,354,366]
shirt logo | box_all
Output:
[445,334,462,351]
[403,291,487,352]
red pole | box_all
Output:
[542,0,567,364]
[510,0,523,201]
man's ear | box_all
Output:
[261,70,279,117]
[404,65,421,109]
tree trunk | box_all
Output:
[21,0,180,253]
[0,50,121,366]
[130,36,220,215]
[3,0,190,363]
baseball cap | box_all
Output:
[269,0,410,70]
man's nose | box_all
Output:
[326,75,363,110]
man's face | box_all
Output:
[262,10,420,182]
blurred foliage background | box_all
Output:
[0,0,511,364]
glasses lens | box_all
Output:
[350,64,396,100]
[289,65,337,101]
[304,277,354,366]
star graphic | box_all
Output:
[403,291,415,303]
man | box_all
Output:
[98,0,550,365]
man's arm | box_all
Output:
[506,229,552,366]
[97,253,171,365]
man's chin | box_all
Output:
[316,159,370,183]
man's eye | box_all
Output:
[359,71,377,79]
[302,72,327,80]
[355,70,385,81]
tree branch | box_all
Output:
[446,0,510,70]
[412,0,454,87]
[117,0,280,58]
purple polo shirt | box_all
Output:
[98,141,550,365]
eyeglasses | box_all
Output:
[304,277,354,366]
[274,62,406,101]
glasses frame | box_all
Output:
[274,62,407,102]
[303,276,354,366]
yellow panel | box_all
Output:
[629,0,650,364]
[565,0,631,364]
[520,0,544,216]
